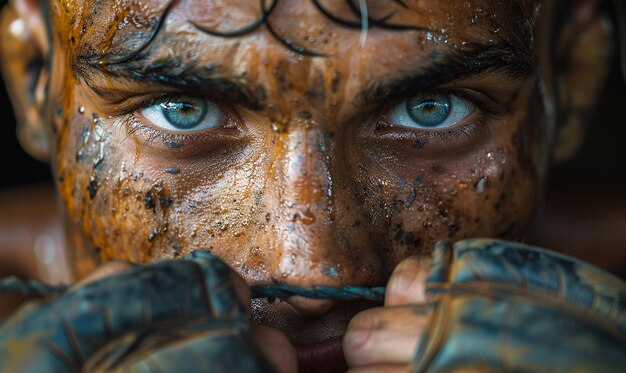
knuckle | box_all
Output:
[344,309,380,352]
[388,258,421,296]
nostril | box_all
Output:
[283,296,338,316]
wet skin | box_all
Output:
[48,0,548,345]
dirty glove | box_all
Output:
[0,251,280,373]
[414,239,626,372]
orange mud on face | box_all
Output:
[48,0,548,341]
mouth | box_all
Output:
[252,298,379,372]
[295,338,347,373]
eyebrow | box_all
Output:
[360,41,536,105]
[76,40,534,111]
[76,60,267,110]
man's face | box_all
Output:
[50,0,547,341]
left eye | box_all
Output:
[387,93,473,129]
[139,96,226,131]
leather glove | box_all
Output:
[0,251,276,373]
[414,239,626,372]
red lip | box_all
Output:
[294,338,347,373]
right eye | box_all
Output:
[387,93,474,130]
[139,96,227,131]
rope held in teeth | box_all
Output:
[0,276,386,302]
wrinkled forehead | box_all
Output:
[50,0,537,59]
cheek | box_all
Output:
[357,135,540,269]
[54,100,268,278]
[55,102,182,275]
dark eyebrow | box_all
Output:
[76,40,534,111]
[360,41,536,105]
[75,61,266,110]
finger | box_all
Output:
[385,256,431,307]
[71,261,135,290]
[229,271,252,314]
[252,326,298,373]
[346,365,409,373]
[343,306,427,368]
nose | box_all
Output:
[266,123,383,297]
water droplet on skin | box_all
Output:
[164,167,180,174]
[78,106,85,114]
[487,152,495,160]
[148,229,158,241]
[292,206,316,225]
[9,18,25,37]
[476,178,487,193]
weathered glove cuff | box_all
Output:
[413,239,626,372]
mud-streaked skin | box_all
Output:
[45,0,556,342]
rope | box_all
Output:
[250,284,385,302]
[0,276,386,302]
[0,277,68,296]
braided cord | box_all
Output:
[0,276,385,302]
[0,277,68,296]
[250,284,385,302]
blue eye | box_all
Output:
[140,96,225,131]
[388,93,472,129]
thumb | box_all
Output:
[252,326,298,373]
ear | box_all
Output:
[0,0,50,162]
[552,0,614,162]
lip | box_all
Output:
[251,299,380,372]
[294,338,347,373]
[252,299,379,343]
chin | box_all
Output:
[252,298,380,373]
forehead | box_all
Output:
[52,0,538,119]
[55,0,536,56]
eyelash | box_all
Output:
[117,87,501,147]
[118,95,238,146]
[372,88,500,143]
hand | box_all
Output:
[343,239,626,373]
[343,256,431,373]
[0,252,296,373]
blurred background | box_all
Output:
[0,0,624,292]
